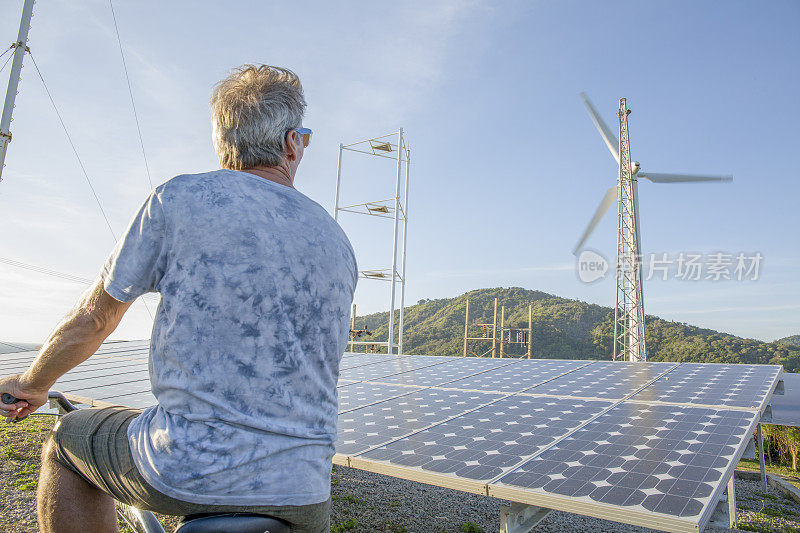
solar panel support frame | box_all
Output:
[500,502,552,533]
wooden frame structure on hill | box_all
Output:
[463,298,533,358]
[499,304,533,359]
[462,298,497,357]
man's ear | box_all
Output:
[285,130,300,162]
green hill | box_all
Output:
[353,287,800,372]
[778,335,800,347]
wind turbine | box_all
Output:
[575,94,732,363]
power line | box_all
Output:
[108,0,154,190]
[26,53,155,321]
[0,47,13,75]
[28,52,118,242]
[0,256,93,284]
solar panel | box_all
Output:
[105,390,157,409]
[0,351,38,363]
[1,357,39,374]
[439,359,591,393]
[56,371,150,391]
[367,357,514,387]
[337,382,423,413]
[64,378,152,402]
[490,402,758,531]
[632,363,782,410]
[522,361,676,400]
[340,352,402,369]
[335,388,503,456]
[338,356,451,382]
[57,360,148,377]
[352,396,612,493]
[768,372,800,426]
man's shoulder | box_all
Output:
[157,169,231,194]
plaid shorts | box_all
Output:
[51,406,330,533]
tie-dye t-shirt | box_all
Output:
[100,169,357,506]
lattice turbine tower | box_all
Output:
[574,95,733,362]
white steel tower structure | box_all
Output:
[575,95,732,362]
[0,0,35,183]
[334,129,410,355]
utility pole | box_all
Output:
[613,98,646,362]
[0,0,35,183]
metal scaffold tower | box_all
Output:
[463,298,497,358]
[334,129,410,355]
[613,98,646,362]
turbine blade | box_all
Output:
[580,92,620,164]
[573,185,618,255]
[639,172,733,183]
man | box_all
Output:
[0,65,357,533]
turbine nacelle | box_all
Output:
[632,161,641,175]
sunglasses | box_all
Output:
[288,127,312,148]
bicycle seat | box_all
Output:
[176,512,290,533]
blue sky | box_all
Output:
[0,0,797,345]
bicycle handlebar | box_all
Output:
[2,391,79,414]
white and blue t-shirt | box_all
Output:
[101,169,357,506]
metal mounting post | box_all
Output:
[757,423,767,492]
[707,476,737,529]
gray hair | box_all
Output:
[210,65,306,170]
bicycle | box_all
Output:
[3,392,290,533]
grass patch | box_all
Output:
[737,521,771,533]
[331,518,358,532]
[461,522,484,533]
[739,458,800,491]
[0,444,27,461]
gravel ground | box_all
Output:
[3,415,799,533]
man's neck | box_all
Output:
[238,165,294,189]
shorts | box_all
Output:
[51,406,330,533]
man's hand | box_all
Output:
[0,374,48,422]
[0,279,134,423]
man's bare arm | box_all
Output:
[0,278,134,420]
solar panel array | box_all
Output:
[0,341,782,533]
[334,352,779,533]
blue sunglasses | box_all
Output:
[287,127,312,147]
